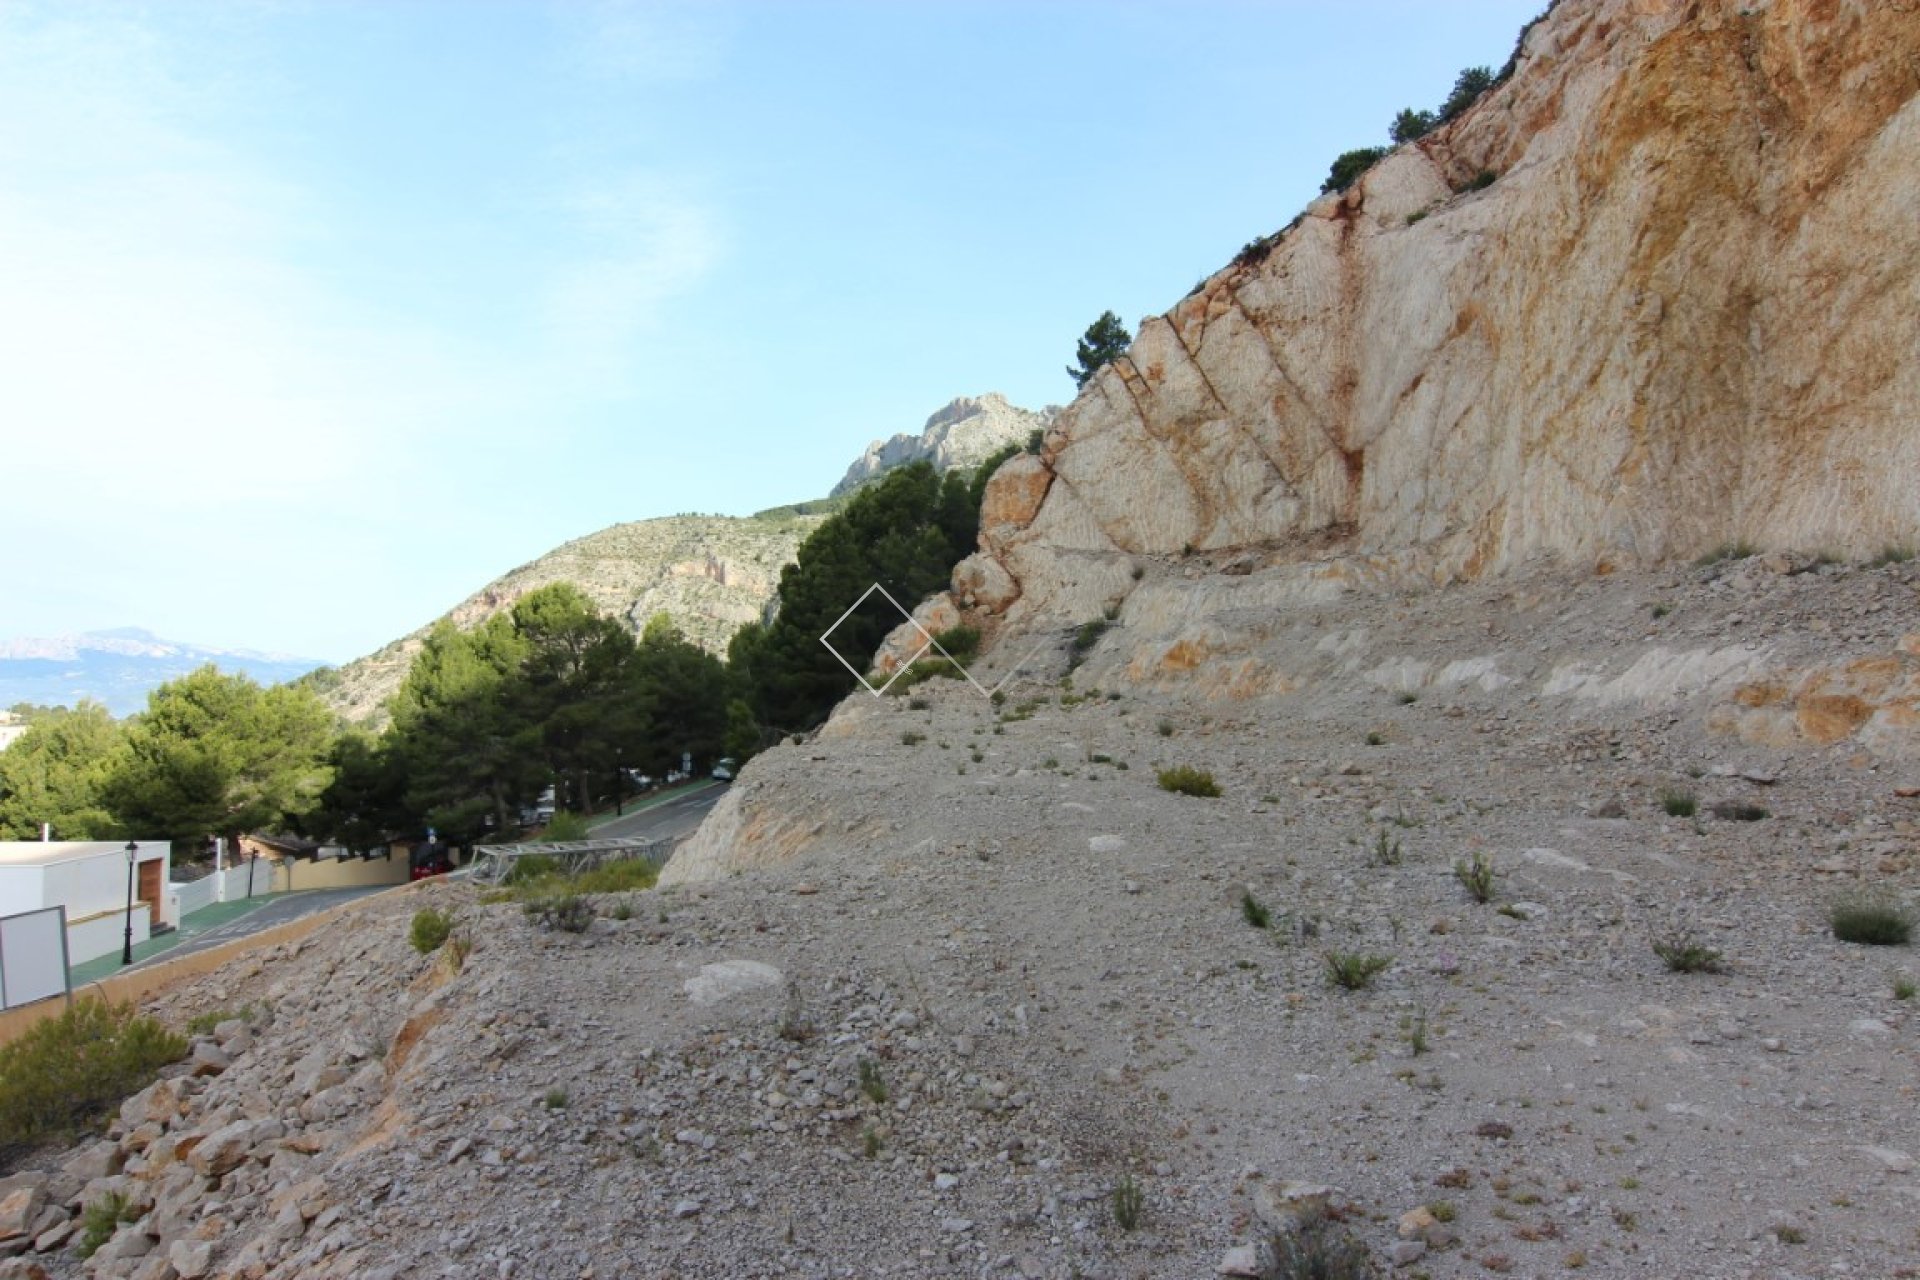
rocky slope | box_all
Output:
[6,557,1917,1280]
[831,395,1054,498]
[951,0,1920,636]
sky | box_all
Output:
[0,0,1545,665]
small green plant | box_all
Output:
[1468,169,1498,190]
[1710,800,1768,821]
[1427,1200,1457,1223]
[1365,730,1386,746]
[933,624,981,663]
[410,907,455,954]
[1659,787,1698,818]
[1157,765,1220,798]
[76,1191,137,1259]
[1112,1175,1144,1231]
[569,858,659,894]
[1402,1008,1429,1056]
[857,1058,889,1104]
[1695,541,1756,567]
[1891,975,1915,1000]
[1396,690,1419,704]
[504,854,563,886]
[184,1004,257,1037]
[908,696,929,711]
[1773,1225,1806,1244]
[1324,951,1392,990]
[0,999,187,1145]
[610,899,634,921]
[1241,890,1272,929]
[862,1124,883,1158]
[1829,893,1912,946]
[1372,829,1403,867]
[1653,933,1726,973]
[523,893,594,933]
[1454,852,1496,903]
[1068,617,1110,669]
[901,730,925,746]
[542,1087,570,1110]
[543,810,591,842]
[1870,545,1915,566]
[1269,1206,1376,1278]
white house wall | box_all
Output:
[0,866,46,920]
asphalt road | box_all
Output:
[135,886,392,970]
[591,780,728,845]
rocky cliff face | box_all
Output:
[955,0,1920,636]
[830,393,1052,497]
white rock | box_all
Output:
[683,960,785,1006]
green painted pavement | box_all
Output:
[69,892,289,986]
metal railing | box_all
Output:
[464,837,675,886]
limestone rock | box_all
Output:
[959,0,1920,650]
[832,394,1051,498]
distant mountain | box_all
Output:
[0,629,325,718]
[316,391,1046,725]
[308,502,838,726]
[831,394,1054,497]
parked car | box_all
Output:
[409,842,454,881]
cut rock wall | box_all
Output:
[958,0,1920,635]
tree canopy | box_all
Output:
[0,701,123,840]
[732,460,980,741]
[1321,147,1388,195]
[102,667,334,848]
[1067,311,1132,389]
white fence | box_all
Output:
[0,907,69,1010]
[170,859,276,918]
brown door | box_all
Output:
[138,858,164,928]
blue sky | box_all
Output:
[0,0,1544,665]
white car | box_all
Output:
[712,758,736,781]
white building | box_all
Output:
[0,840,176,967]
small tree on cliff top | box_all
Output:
[1068,311,1131,389]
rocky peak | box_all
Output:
[830,393,1052,497]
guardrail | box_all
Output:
[465,837,674,886]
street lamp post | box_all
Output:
[121,841,138,966]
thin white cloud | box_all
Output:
[536,177,723,385]
[565,0,736,85]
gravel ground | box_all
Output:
[6,556,1917,1280]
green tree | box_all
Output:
[628,615,728,778]
[1437,66,1495,122]
[1067,310,1131,389]
[1389,107,1435,144]
[0,701,124,840]
[386,615,535,841]
[507,584,648,812]
[1321,147,1388,194]
[305,730,410,854]
[103,668,333,849]
[738,461,980,736]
